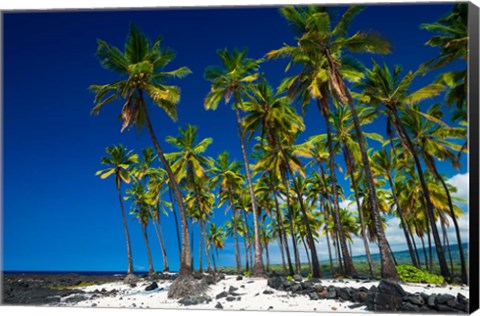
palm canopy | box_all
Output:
[165,124,214,183]
[90,24,191,131]
[242,78,305,143]
[267,5,389,111]
[204,48,262,110]
[420,3,468,69]
[96,144,139,188]
[210,151,245,194]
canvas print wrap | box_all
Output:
[1,1,479,314]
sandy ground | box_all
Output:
[50,275,470,312]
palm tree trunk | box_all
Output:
[216,248,221,269]
[273,187,294,275]
[301,236,312,275]
[198,223,203,273]
[168,187,182,264]
[324,51,398,280]
[318,99,355,276]
[141,223,155,274]
[323,210,335,276]
[242,211,252,272]
[116,183,134,275]
[391,109,450,279]
[343,146,375,278]
[142,103,191,276]
[234,105,264,276]
[318,167,335,276]
[201,220,214,273]
[419,233,429,269]
[428,157,467,283]
[280,168,301,275]
[408,224,422,269]
[228,188,242,274]
[282,152,321,278]
[425,219,434,273]
[385,173,420,268]
[265,241,271,272]
[152,217,169,272]
[441,221,454,275]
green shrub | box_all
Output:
[243,271,251,277]
[396,264,444,285]
[286,275,294,282]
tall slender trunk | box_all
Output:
[265,241,271,272]
[343,146,375,278]
[391,109,450,279]
[141,222,155,274]
[425,219,434,273]
[407,224,422,269]
[198,222,203,273]
[280,168,301,275]
[142,103,191,275]
[242,211,251,272]
[318,99,355,276]
[428,156,467,283]
[201,220,213,272]
[190,219,194,269]
[227,188,242,273]
[334,233,344,274]
[419,233,429,268]
[234,104,264,276]
[216,248,221,269]
[282,151,321,277]
[169,187,182,264]
[385,172,419,268]
[116,183,134,275]
[233,209,242,274]
[323,208,335,276]
[441,221,454,275]
[273,186,294,275]
[317,166,335,276]
[325,50,398,280]
[301,236,312,275]
[212,249,217,271]
[152,214,169,272]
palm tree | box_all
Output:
[146,167,171,272]
[243,78,323,277]
[204,48,265,276]
[165,124,214,272]
[126,181,155,274]
[421,4,468,121]
[96,144,138,275]
[269,5,398,279]
[208,223,227,270]
[210,152,245,273]
[371,148,420,269]
[357,61,451,279]
[90,25,193,277]
[401,103,468,283]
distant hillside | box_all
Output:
[350,243,469,263]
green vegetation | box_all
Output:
[397,264,444,285]
[91,4,469,285]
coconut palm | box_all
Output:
[96,144,138,275]
[90,24,193,277]
[208,223,227,270]
[401,103,468,282]
[357,60,451,279]
[204,48,265,275]
[125,181,155,274]
[210,152,245,273]
[268,5,397,279]
[146,167,171,272]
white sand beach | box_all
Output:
[50,275,470,313]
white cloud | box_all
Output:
[447,172,469,201]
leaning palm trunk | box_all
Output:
[343,146,375,278]
[142,103,191,276]
[228,188,243,274]
[427,156,467,283]
[141,222,155,274]
[117,184,134,275]
[234,104,264,276]
[319,99,356,276]
[385,173,420,268]
[441,220,455,274]
[273,186,294,275]
[201,220,213,272]
[152,216,170,272]
[280,168,302,275]
[322,202,336,276]
[324,50,398,280]
[282,150,322,277]
[168,187,182,264]
[391,109,450,279]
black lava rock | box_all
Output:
[215,302,223,309]
[215,291,228,299]
[145,282,158,291]
[178,295,212,306]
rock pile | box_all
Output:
[267,276,469,313]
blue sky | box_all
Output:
[2,3,468,272]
